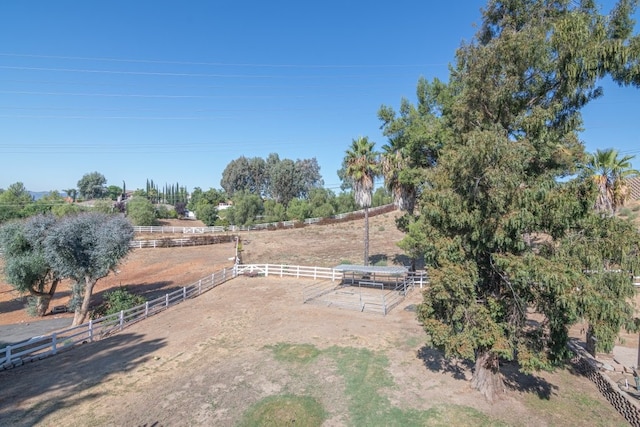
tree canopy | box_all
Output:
[390,0,640,401]
[0,215,62,316]
[583,148,639,215]
[77,172,107,200]
[220,153,323,206]
[0,213,134,324]
[343,136,380,265]
[43,212,134,325]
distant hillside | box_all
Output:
[28,191,68,200]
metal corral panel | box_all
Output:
[333,264,408,276]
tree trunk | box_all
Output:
[73,277,96,326]
[471,350,505,402]
[30,278,60,317]
[364,206,369,266]
[35,294,53,317]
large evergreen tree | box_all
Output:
[398,0,640,401]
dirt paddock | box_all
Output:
[0,274,628,426]
[0,214,632,426]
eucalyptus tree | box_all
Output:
[400,0,640,401]
[343,136,380,265]
[583,148,639,215]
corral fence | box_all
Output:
[235,263,426,315]
[130,234,236,249]
[0,263,424,371]
[129,204,396,235]
[133,225,226,234]
[0,267,233,371]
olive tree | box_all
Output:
[44,212,134,325]
[0,215,62,316]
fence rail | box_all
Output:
[236,264,341,281]
[129,234,235,249]
[0,262,427,371]
[0,268,233,370]
[130,204,396,235]
[133,225,226,234]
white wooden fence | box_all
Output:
[0,263,426,371]
[0,267,233,370]
[130,204,396,235]
[235,263,428,288]
[235,264,342,281]
[133,225,226,234]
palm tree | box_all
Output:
[584,149,639,215]
[344,136,380,265]
[381,141,418,214]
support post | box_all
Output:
[52,333,58,355]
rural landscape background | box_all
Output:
[0,210,638,426]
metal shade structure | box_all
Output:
[333,265,408,276]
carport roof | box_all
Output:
[333,264,408,275]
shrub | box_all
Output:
[92,287,145,319]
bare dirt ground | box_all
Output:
[0,212,631,426]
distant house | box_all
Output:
[218,201,233,210]
[628,177,640,201]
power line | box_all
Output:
[0,52,446,69]
[0,65,421,80]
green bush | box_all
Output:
[126,196,157,226]
[92,287,145,319]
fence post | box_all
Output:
[52,333,58,355]
[382,295,386,316]
[199,279,202,295]
[119,311,125,330]
[145,301,149,318]
[314,267,317,280]
[280,265,284,277]
[5,345,11,367]
[297,265,300,278]
[165,294,169,308]
[265,264,269,277]
[223,268,226,281]
[183,287,187,301]
[88,319,94,342]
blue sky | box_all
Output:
[1,1,638,193]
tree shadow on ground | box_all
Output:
[369,254,388,265]
[417,345,472,380]
[417,345,557,400]
[392,254,425,270]
[0,332,167,425]
[0,296,27,317]
[501,360,558,400]
[92,280,177,304]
